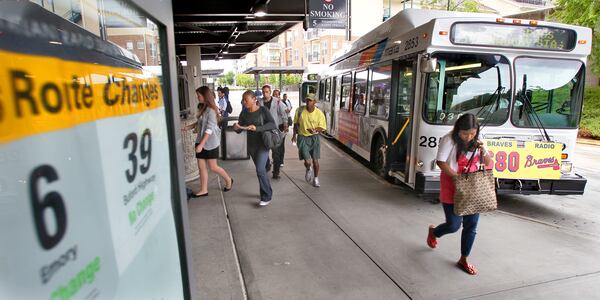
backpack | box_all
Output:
[226,98,233,114]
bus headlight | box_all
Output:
[561,162,573,174]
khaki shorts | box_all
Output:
[297,134,320,160]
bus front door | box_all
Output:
[388,60,416,179]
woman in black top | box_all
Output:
[234,90,277,206]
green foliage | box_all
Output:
[460,0,479,13]
[232,73,303,89]
[216,71,235,86]
[580,86,600,138]
[223,71,235,86]
[550,0,600,75]
[235,74,255,88]
[419,0,480,12]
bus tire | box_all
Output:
[371,136,388,178]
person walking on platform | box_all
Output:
[183,86,233,197]
[291,94,326,187]
[281,93,293,168]
[217,87,229,118]
[259,85,288,180]
[234,90,276,206]
[426,113,492,275]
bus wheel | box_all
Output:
[371,137,387,177]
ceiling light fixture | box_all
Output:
[253,3,267,17]
[223,46,229,54]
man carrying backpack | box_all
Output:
[259,85,288,179]
[291,94,326,187]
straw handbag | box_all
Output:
[453,150,497,216]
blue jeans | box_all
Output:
[271,135,285,175]
[433,203,479,257]
[249,146,272,202]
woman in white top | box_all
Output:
[426,113,492,275]
[184,86,233,197]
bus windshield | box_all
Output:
[511,58,584,129]
[424,53,511,125]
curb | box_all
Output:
[576,138,600,146]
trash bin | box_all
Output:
[221,116,249,160]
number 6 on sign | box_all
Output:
[123,129,152,183]
[29,165,67,250]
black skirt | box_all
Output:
[195,144,219,159]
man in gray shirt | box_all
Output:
[259,85,288,179]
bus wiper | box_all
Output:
[518,74,552,142]
[476,66,503,127]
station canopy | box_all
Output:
[242,66,306,75]
[172,0,306,61]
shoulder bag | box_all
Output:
[453,149,497,216]
[259,107,284,149]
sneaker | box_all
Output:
[305,166,313,183]
[259,200,271,206]
[313,177,320,187]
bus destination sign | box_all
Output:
[451,23,576,51]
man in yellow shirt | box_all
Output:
[291,94,327,187]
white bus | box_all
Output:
[316,9,591,195]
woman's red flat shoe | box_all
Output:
[456,261,477,275]
[427,225,437,248]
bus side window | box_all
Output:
[353,70,368,115]
[333,76,339,108]
[341,73,352,111]
[319,80,325,100]
[324,78,331,103]
[369,62,392,119]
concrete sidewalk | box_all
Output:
[187,137,600,299]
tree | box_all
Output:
[222,71,235,86]
[420,0,481,12]
[235,74,254,88]
[282,74,302,86]
[551,0,600,75]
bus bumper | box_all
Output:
[415,172,440,195]
[496,174,587,195]
[415,172,587,195]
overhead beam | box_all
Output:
[174,15,304,23]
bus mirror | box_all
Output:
[421,57,437,73]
